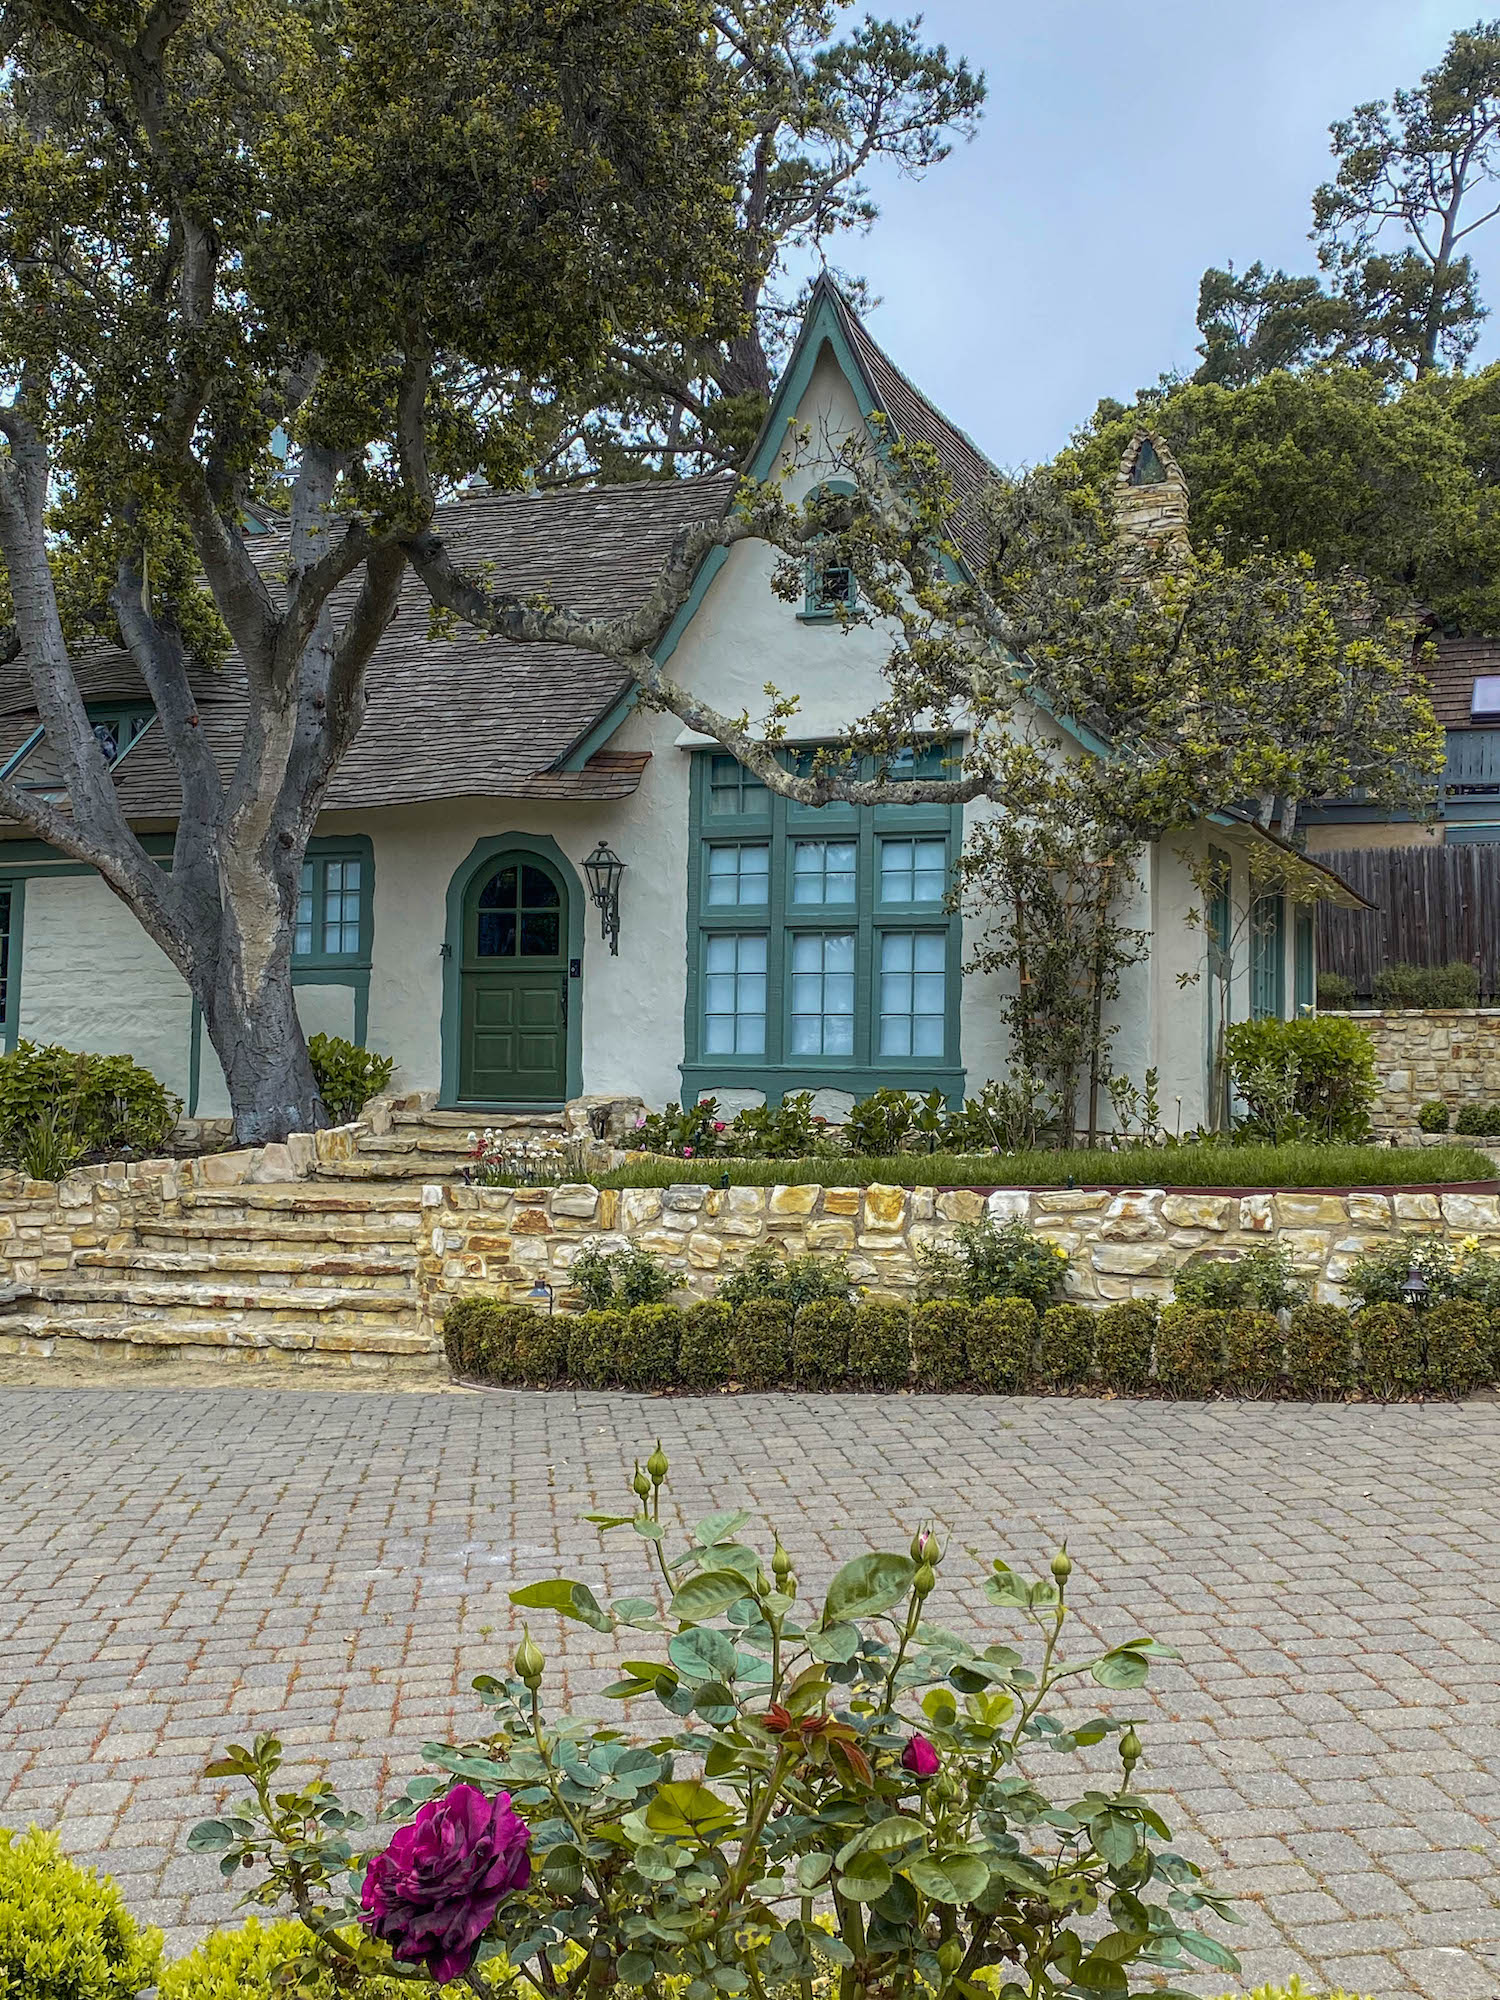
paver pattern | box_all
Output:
[2,1387,1499,1999]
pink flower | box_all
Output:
[713,1121,726,1133]
[682,1145,695,1158]
[360,1783,530,1982]
[901,1733,940,1779]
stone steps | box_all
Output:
[74,1247,419,1286]
[37,1277,418,1317]
[313,1157,461,1182]
[176,1183,425,1215]
[0,1309,441,1365]
[136,1217,420,1251]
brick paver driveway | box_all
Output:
[3,1386,1499,1999]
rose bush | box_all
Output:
[193,1446,1239,1999]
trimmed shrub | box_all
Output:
[718,1245,851,1311]
[791,1300,854,1391]
[1315,970,1354,1007]
[1038,1302,1095,1390]
[1173,1244,1303,1313]
[731,1299,792,1390]
[307,1033,394,1123]
[1095,1298,1156,1393]
[916,1216,1068,1310]
[0,1041,180,1166]
[620,1304,681,1391]
[159,1917,417,2000]
[513,1310,569,1386]
[1455,1101,1500,1137]
[967,1296,1036,1393]
[848,1301,911,1391]
[678,1300,733,1392]
[1424,1299,1492,1398]
[1223,1013,1377,1142]
[568,1309,628,1389]
[442,1296,492,1375]
[1155,1304,1227,1398]
[0,1825,162,2000]
[1417,1099,1451,1133]
[1286,1304,1354,1398]
[1372,960,1480,1009]
[1354,1303,1423,1400]
[1224,1309,1283,1397]
[909,1299,971,1391]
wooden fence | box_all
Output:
[1310,844,1500,997]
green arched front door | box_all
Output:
[459,853,569,1103]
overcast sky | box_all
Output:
[843,1,1500,466]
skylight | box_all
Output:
[1471,674,1500,720]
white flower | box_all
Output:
[467,1131,477,1144]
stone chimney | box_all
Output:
[1113,432,1191,563]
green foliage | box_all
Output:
[567,1242,682,1312]
[724,1092,820,1159]
[568,1310,628,1391]
[1418,1099,1452,1133]
[441,1297,493,1377]
[967,1297,1037,1393]
[848,1300,911,1390]
[1372,961,1480,1009]
[790,1300,853,1392]
[1355,1303,1424,1400]
[717,1245,851,1312]
[1155,1305,1227,1398]
[633,1100,722,1159]
[916,1215,1068,1310]
[1038,1302,1096,1389]
[599,1141,1495,1189]
[512,1311,569,1388]
[1173,1244,1304,1313]
[677,1300,733,1393]
[158,1917,417,2000]
[942,1077,1046,1152]
[909,1299,970,1392]
[1316,971,1355,1007]
[1341,1235,1500,1312]
[195,1443,1238,2000]
[1223,1015,1378,1144]
[842,1087,918,1155]
[1423,1300,1493,1398]
[16,1105,84,1182]
[730,1299,791,1391]
[306,1035,393,1125]
[0,1825,162,2000]
[1095,1299,1156,1394]
[620,1305,681,1392]
[0,1041,179,1167]
[1286,1304,1354,1399]
[1455,1102,1500,1137]
[1224,1310,1284,1397]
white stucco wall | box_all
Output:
[16,873,195,1104]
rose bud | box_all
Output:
[900,1733,941,1778]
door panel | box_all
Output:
[458,849,570,1103]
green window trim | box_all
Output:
[0,877,24,1054]
[1294,906,1315,1013]
[799,480,859,621]
[293,835,374,970]
[1250,891,1286,1020]
[682,746,966,1104]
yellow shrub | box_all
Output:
[0,1825,163,2000]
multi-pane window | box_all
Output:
[706,843,770,907]
[879,932,946,1057]
[294,848,368,962]
[879,836,946,904]
[790,932,855,1054]
[0,886,13,1027]
[704,934,767,1054]
[792,839,856,905]
[689,746,961,1089]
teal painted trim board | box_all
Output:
[439,832,585,1108]
[0,876,26,1054]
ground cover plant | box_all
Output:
[186,1443,1241,1998]
[593,1143,1494,1191]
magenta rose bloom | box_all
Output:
[360,1783,530,1982]
[901,1733,941,1778]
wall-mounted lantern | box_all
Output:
[583,841,626,956]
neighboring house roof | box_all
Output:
[1416,631,1500,729]
[0,473,736,819]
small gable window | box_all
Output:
[90,707,154,766]
[801,480,858,619]
[1471,674,1500,720]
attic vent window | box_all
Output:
[1472,675,1500,720]
[1129,439,1168,487]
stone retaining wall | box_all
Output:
[421,1178,1500,1311]
[1330,1007,1500,1134]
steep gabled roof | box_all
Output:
[1417,631,1500,729]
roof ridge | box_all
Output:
[817,278,998,479]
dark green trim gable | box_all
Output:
[439,832,584,1107]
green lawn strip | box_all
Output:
[593,1142,1496,1191]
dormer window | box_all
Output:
[1472,674,1500,720]
[800,479,858,620]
